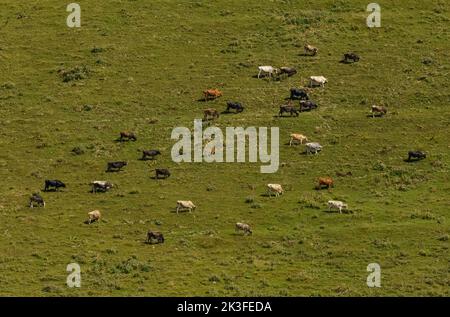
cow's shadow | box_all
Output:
[323,209,353,214]
[366,114,384,118]
[404,158,425,163]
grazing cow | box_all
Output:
[408,151,426,161]
[44,180,66,191]
[155,168,170,179]
[91,181,113,193]
[147,230,164,244]
[235,222,252,235]
[176,200,196,214]
[106,161,127,172]
[299,100,318,112]
[119,131,137,141]
[257,66,278,78]
[203,89,222,101]
[343,52,360,63]
[318,177,334,189]
[204,108,220,120]
[142,150,161,160]
[371,105,387,117]
[304,44,318,56]
[267,184,283,197]
[309,76,328,87]
[289,133,308,146]
[327,200,348,214]
[290,88,309,100]
[306,142,322,155]
[279,67,297,77]
[29,193,45,208]
[86,210,101,224]
[226,101,244,113]
[279,104,299,117]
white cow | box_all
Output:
[289,133,308,146]
[304,44,318,56]
[258,66,278,79]
[87,210,101,224]
[91,181,113,193]
[327,200,348,213]
[235,222,252,235]
[309,76,328,87]
[176,200,196,214]
[305,142,322,154]
[267,184,283,197]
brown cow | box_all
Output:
[119,131,137,141]
[204,108,220,120]
[317,177,334,189]
[203,89,222,101]
[371,105,387,117]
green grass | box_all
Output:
[0,0,449,296]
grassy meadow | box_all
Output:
[0,0,449,296]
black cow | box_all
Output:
[299,100,318,112]
[44,180,66,191]
[226,101,244,113]
[155,168,170,179]
[147,230,164,244]
[343,52,360,63]
[29,193,45,208]
[106,161,127,172]
[290,88,309,100]
[408,151,426,161]
[142,150,161,160]
[279,104,299,117]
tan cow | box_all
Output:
[289,133,308,146]
[235,222,252,235]
[86,210,101,224]
[267,184,283,197]
[176,200,196,214]
[304,44,318,56]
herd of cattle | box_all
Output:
[28,45,428,244]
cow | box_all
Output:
[289,133,308,146]
[306,142,322,155]
[204,108,220,120]
[106,161,127,172]
[317,177,334,189]
[147,230,164,244]
[91,181,113,193]
[327,200,348,214]
[29,193,45,208]
[203,89,222,101]
[371,105,387,117]
[290,88,309,100]
[279,104,299,117]
[408,151,426,161]
[86,210,101,224]
[309,76,328,88]
[226,101,244,113]
[304,44,318,56]
[44,180,66,191]
[257,66,278,78]
[299,100,318,112]
[235,222,252,235]
[176,200,196,214]
[141,150,161,160]
[155,168,170,179]
[267,184,283,197]
[119,131,137,141]
[279,67,297,77]
[343,52,360,63]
